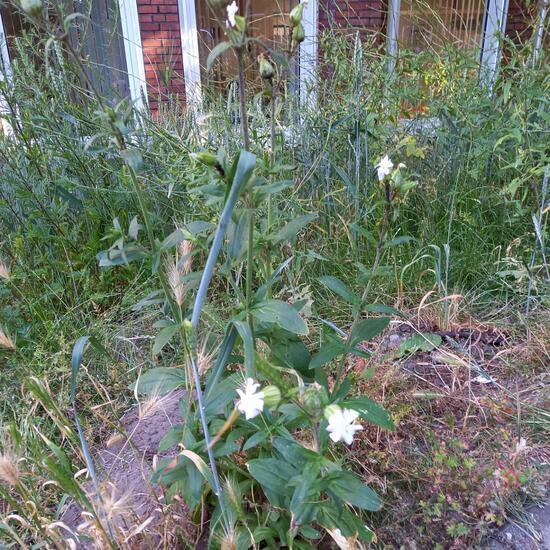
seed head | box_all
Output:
[0,261,10,281]
[0,454,19,486]
[0,328,15,351]
[177,239,193,275]
[165,257,185,307]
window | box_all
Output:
[194,0,294,88]
[399,0,487,52]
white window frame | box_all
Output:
[177,1,318,108]
[1,1,147,109]
[119,0,148,108]
[178,0,202,108]
[479,0,510,89]
[532,0,549,66]
[300,0,318,106]
[386,0,401,75]
[0,11,11,81]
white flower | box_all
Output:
[236,378,264,420]
[226,1,238,27]
[376,155,393,181]
[326,408,363,445]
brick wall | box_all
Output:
[134,0,539,111]
[505,0,537,43]
[137,0,185,112]
[319,0,387,35]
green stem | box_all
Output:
[333,181,393,392]
[236,46,256,374]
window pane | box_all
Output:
[399,0,487,52]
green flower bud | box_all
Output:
[302,384,328,417]
[292,23,306,44]
[206,0,231,9]
[259,56,275,80]
[324,404,342,420]
[262,385,281,408]
[191,151,217,167]
[289,2,304,27]
[21,0,42,16]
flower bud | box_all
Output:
[289,2,304,27]
[292,23,305,44]
[259,56,275,80]
[302,383,328,417]
[262,385,281,408]
[21,0,42,16]
[207,0,232,9]
[191,151,217,167]
[324,404,342,420]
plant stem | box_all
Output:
[235,46,256,374]
[334,181,393,391]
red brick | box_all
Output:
[158,4,178,13]
[138,5,157,13]
[140,22,161,31]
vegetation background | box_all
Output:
[0,1,548,548]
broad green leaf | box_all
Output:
[203,374,241,417]
[228,210,250,260]
[207,41,232,72]
[130,367,186,395]
[273,436,326,466]
[289,463,321,527]
[399,333,442,355]
[349,317,389,347]
[318,276,357,304]
[97,245,147,267]
[248,458,297,495]
[243,429,270,451]
[251,299,308,335]
[254,179,294,202]
[152,323,180,355]
[233,320,255,377]
[180,449,215,490]
[253,526,278,544]
[340,396,395,431]
[323,471,381,511]
[160,229,185,251]
[270,213,317,244]
[318,502,374,542]
[309,337,346,370]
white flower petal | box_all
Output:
[326,408,363,445]
[226,1,238,27]
[236,378,264,420]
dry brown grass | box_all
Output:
[346,313,550,548]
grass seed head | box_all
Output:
[165,257,185,307]
[0,328,15,350]
[177,239,193,275]
[0,260,10,281]
[0,454,19,486]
